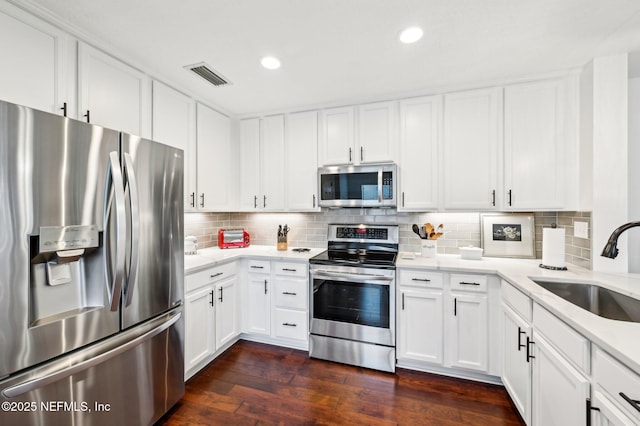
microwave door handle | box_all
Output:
[377,169,383,202]
[104,151,126,312]
[122,153,139,307]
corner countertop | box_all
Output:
[398,253,640,375]
[184,245,325,274]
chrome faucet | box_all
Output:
[601,221,640,258]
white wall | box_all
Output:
[629,77,640,272]
[591,54,629,273]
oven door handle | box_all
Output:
[312,271,394,285]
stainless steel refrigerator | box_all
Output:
[0,100,185,425]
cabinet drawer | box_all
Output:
[593,346,640,422]
[449,274,487,292]
[501,280,532,321]
[398,269,443,289]
[273,261,308,277]
[246,259,270,274]
[273,309,308,341]
[274,279,308,310]
[186,262,236,293]
[533,303,590,374]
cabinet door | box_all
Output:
[78,43,150,137]
[152,81,196,210]
[398,96,441,210]
[443,88,499,210]
[286,111,319,211]
[502,304,532,425]
[357,101,396,163]
[0,4,73,115]
[184,285,215,373]
[531,332,590,426]
[397,289,444,364]
[448,292,489,372]
[239,118,261,210]
[215,276,237,349]
[504,79,564,210]
[319,106,354,165]
[196,103,231,210]
[245,274,271,336]
[260,114,285,211]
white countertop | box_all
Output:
[184,245,325,274]
[398,253,640,374]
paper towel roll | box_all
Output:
[542,228,565,268]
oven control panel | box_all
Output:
[335,226,388,240]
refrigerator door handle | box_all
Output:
[122,152,140,307]
[1,311,182,399]
[104,151,127,311]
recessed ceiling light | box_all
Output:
[261,56,281,70]
[399,27,423,44]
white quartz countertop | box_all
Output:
[398,253,640,374]
[184,245,325,274]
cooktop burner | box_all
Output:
[309,224,399,270]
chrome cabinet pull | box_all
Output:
[254,195,257,208]
[411,278,431,282]
[84,109,90,123]
[209,290,214,306]
[250,265,264,269]
[264,279,268,294]
[210,272,224,279]
[619,392,640,413]
[348,147,352,162]
[282,268,297,272]
[282,322,297,327]
[263,195,266,208]
[60,102,68,117]
[507,189,512,206]
[360,146,364,162]
[218,287,223,302]
[190,192,195,207]
[200,193,205,208]
[460,281,480,286]
[491,190,496,206]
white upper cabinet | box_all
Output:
[357,101,397,163]
[239,118,261,210]
[319,102,396,166]
[286,111,320,211]
[503,79,565,210]
[398,96,441,211]
[260,114,286,211]
[239,115,285,211]
[443,88,500,210]
[0,3,74,116]
[319,106,355,165]
[151,81,196,210]
[196,103,232,211]
[78,43,150,137]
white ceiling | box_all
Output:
[18,0,640,115]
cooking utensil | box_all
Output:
[412,224,422,238]
[425,223,434,236]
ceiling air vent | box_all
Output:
[184,62,231,87]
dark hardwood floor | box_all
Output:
[158,340,525,425]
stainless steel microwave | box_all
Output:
[318,163,397,208]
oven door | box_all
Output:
[310,268,395,347]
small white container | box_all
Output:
[421,239,437,258]
[185,236,198,255]
[459,246,483,260]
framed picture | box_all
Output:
[480,213,536,258]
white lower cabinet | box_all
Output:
[184,262,238,379]
[243,259,309,347]
[531,332,590,426]
[502,303,533,424]
[397,269,499,379]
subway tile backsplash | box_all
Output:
[185,210,592,269]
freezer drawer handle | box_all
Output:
[2,312,182,399]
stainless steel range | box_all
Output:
[309,224,398,372]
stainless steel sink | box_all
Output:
[530,278,640,323]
